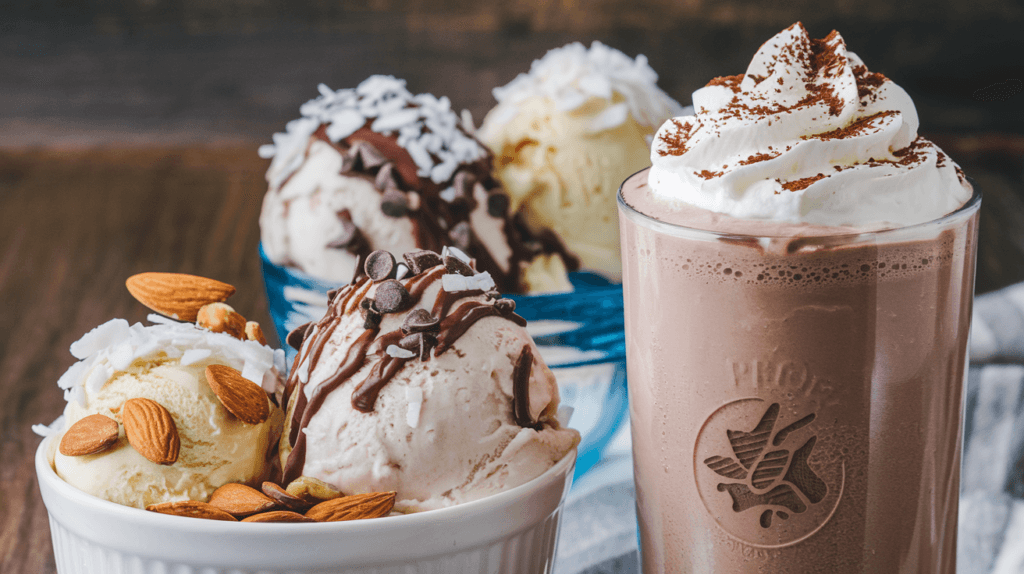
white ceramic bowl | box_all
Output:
[36,437,576,574]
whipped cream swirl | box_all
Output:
[648,23,970,228]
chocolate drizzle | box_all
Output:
[298,121,576,294]
[512,345,536,428]
[281,250,535,483]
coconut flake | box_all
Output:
[386,345,417,359]
[406,386,423,428]
[589,102,630,133]
[441,274,471,292]
[70,319,131,360]
[180,348,212,366]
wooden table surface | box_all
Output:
[1,136,1022,572]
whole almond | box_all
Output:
[205,365,270,424]
[126,272,236,322]
[245,321,268,345]
[286,476,342,503]
[305,491,396,522]
[262,481,313,511]
[196,302,247,339]
[59,414,120,456]
[208,483,278,517]
[146,501,238,521]
[241,510,316,523]
[122,398,179,465]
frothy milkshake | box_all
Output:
[618,23,979,573]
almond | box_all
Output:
[262,481,313,512]
[305,491,396,522]
[122,398,179,465]
[59,414,120,456]
[146,501,238,521]
[208,483,278,517]
[205,365,270,424]
[126,272,236,322]
[241,510,317,523]
[196,302,247,339]
[286,476,342,503]
[245,321,268,345]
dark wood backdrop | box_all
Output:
[2,2,1023,571]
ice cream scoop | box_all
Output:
[280,248,580,512]
[478,41,683,279]
[41,275,286,509]
[259,75,577,294]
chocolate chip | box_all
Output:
[399,332,437,361]
[360,298,382,329]
[326,210,366,252]
[402,309,440,334]
[494,298,516,315]
[381,189,409,218]
[348,141,388,171]
[487,191,510,217]
[453,170,476,200]
[286,322,312,350]
[484,289,501,301]
[374,280,410,314]
[375,163,403,191]
[445,254,474,277]
[448,221,473,251]
[403,250,443,274]
[364,250,397,282]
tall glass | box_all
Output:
[618,169,980,573]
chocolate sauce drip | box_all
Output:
[283,328,378,483]
[406,267,446,306]
[432,288,484,320]
[351,355,409,413]
[512,345,537,428]
[370,330,405,355]
[434,301,527,356]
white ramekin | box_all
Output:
[36,437,576,574]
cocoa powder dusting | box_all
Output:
[657,119,692,157]
[739,152,781,166]
[779,173,826,192]
[707,74,745,94]
[806,111,896,141]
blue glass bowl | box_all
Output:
[259,244,627,478]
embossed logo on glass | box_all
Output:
[694,398,845,548]
[703,403,826,529]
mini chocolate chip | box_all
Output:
[494,298,516,315]
[364,250,397,282]
[487,191,510,217]
[402,309,440,334]
[381,189,409,218]
[376,163,403,191]
[445,254,474,277]
[453,170,476,199]
[349,141,388,171]
[448,221,473,251]
[374,280,410,314]
[326,210,365,252]
[286,322,312,350]
[484,289,501,300]
[403,250,443,274]
[363,308,382,330]
[399,332,437,361]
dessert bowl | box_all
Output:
[36,435,576,574]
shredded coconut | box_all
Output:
[54,317,283,407]
[261,76,487,189]
[491,41,683,131]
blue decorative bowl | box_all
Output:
[260,244,627,478]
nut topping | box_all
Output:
[126,272,236,322]
[122,398,180,465]
[59,414,120,457]
[205,365,270,425]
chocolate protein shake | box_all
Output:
[618,24,979,573]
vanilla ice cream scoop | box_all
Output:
[279,248,580,512]
[43,302,286,509]
[259,75,577,294]
[478,42,683,279]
